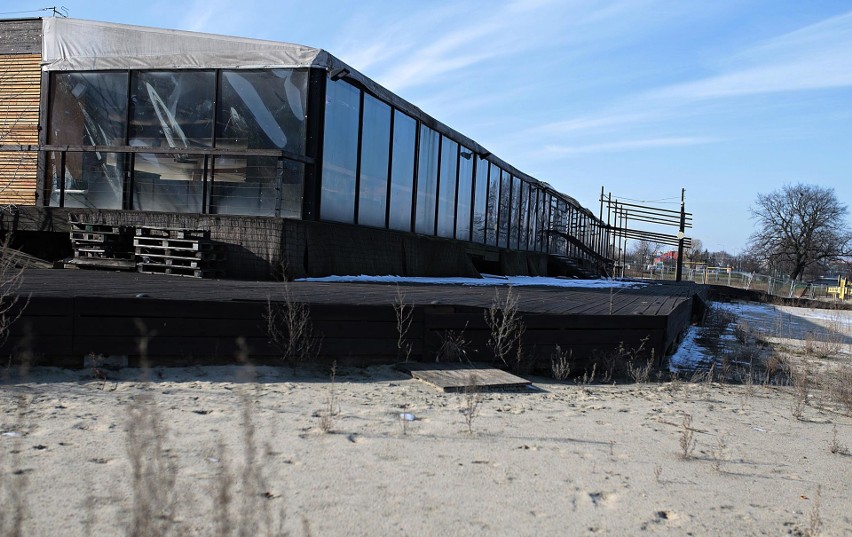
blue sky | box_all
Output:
[5,1,852,254]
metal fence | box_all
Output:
[624,266,838,300]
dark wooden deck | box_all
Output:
[3,270,707,372]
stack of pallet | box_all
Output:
[134,226,224,278]
[69,221,135,270]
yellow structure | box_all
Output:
[828,277,848,300]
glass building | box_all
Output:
[9,18,611,275]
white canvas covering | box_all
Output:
[42,17,328,71]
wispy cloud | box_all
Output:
[542,136,718,156]
[651,10,852,100]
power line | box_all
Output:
[0,6,68,17]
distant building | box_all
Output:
[654,251,678,265]
[0,17,612,279]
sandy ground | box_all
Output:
[2,357,851,537]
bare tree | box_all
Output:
[748,184,850,281]
[628,240,660,268]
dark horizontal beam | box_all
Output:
[1,144,315,165]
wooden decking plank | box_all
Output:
[397,362,531,392]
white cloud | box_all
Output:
[651,10,852,100]
[542,136,718,156]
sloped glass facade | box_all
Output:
[45,62,607,263]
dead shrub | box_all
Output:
[460,372,483,434]
[393,286,414,362]
[484,287,526,372]
[266,284,321,370]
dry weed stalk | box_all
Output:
[711,434,729,472]
[126,391,177,537]
[806,486,822,537]
[550,345,572,380]
[461,372,484,434]
[125,329,176,537]
[231,339,286,537]
[319,361,339,433]
[484,286,526,371]
[790,363,811,420]
[266,284,321,370]
[679,414,696,459]
[829,424,848,455]
[393,286,414,362]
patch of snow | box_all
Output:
[668,324,713,372]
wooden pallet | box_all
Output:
[133,237,217,251]
[137,263,224,279]
[133,226,224,278]
[136,226,210,240]
[70,220,134,270]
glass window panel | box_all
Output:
[518,181,530,250]
[357,94,391,228]
[485,164,500,246]
[553,199,568,256]
[509,176,521,250]
[415,125,439,235]
[50,72,128,146]
[129,71,214,213]
[48,151,126,209]
[538,193,551,253]
[130,71,214,148]
[209,156,302,217]
[388,110,416,232]
[320,78,360,223]
[455,146,474,241]
[528,186,538,251]
[498,169,512,248]
[132,153,204,212]
[472,156,488,243]
[216,69,308,154]
[436,137,458,238]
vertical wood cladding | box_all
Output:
[0,52,41,205]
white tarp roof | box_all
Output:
[42,17,332,71]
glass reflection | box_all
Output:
[320,78,360,223]
[358,95,391,228]
[415,126,439,235]
[436,137,458,238]
[49,72,128,208]
[472,157,488,243]
[217,69,308,154]
[388,111,416,232]
[455,146,474,241]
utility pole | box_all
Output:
[675,188,686,282]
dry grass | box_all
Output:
[679,414,696,459]
[319,361,339,434]
[550,345,572,381]
[436,324,470,363]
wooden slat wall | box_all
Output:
[0,53,40,205]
